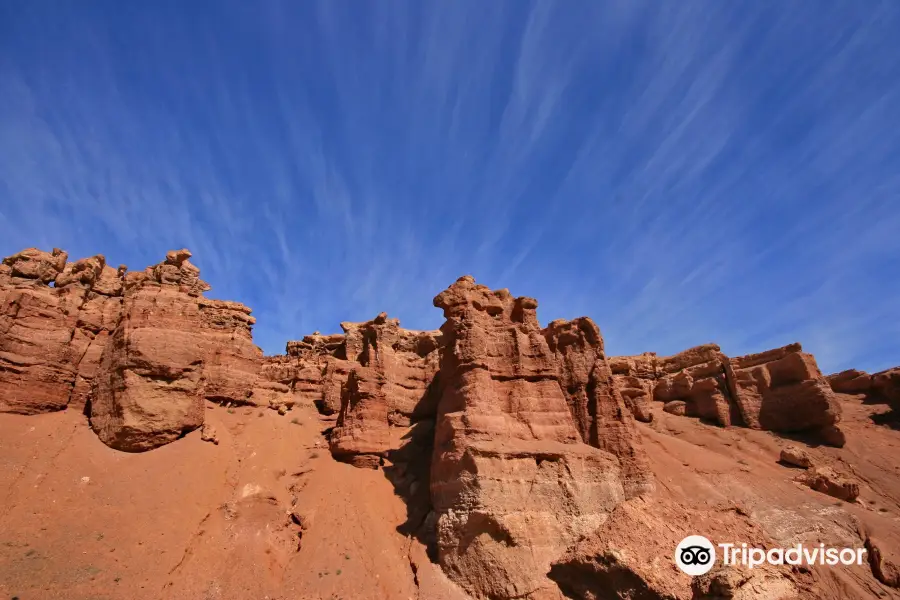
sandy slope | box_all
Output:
[2,392,900,599]
[0,401,465,600]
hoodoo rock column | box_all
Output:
[429,276,628,600]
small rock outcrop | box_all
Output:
[656,344,738,427]
[610,343,844,446]
[779,445,814,468]
[828,367,900,411]
[726,344,841,438]
[799,466,861,502]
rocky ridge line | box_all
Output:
[2,246,898,600]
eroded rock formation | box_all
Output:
[0,247,262,450]
[1,248,122,415]
[829,367,900,410]
[543,317,654,498]
[5,245,900,600]
[329,312,442,468]
[429,277,629,599]
[611,343,844,446]
[90,250,261,451]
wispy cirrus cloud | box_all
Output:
[0,1,898,373]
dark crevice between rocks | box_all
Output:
[312,398,335,415]
[82,396,93,428]
[384,431,439,562]
[547,558,667,600]
[719,366,747,428]
[206,395,255,408]
[871,409,900,430]
[490,373,557,383]
[406,536,421,598]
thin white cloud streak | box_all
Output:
[0,1,898,372]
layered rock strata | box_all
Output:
[429,276,628,599]
[329,312,442,468]
[0,247,261,450]
[543,317,653,498]
[611,342,844,445]
[6,244,893,600]
[1,248,124,415]
[90,250,261,451]
[829,367,900,409]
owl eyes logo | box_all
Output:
[680,545,712,565]
[675,535,716,576]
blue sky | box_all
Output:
[1,2,898,373]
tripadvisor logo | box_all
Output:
[675,535,716,576]
[674,535,868,576]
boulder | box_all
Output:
[779,445,813,468]
[827,369,874,395]
[200,423,219,445]
[664,400,688,416]
[800,467,860,502]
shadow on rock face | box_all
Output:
[382,417,440,562]
[870,409,900,430]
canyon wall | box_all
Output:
[4,245,893,600]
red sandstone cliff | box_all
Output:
[429,277,628,599]
[3,246,900,600]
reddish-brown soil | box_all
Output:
[2,392,900,599]
[0,402,466,600]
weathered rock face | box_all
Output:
[0,248,125,415]
[257,311,445,469]
[91,249,262,451]
[255,333,348,415]
[0,246,262,428]
[828,367,900,411]
[610,343,844,446]
[799,466,860,502]
[655,344,739,427]
[548,496,817,600]
[430,277,627,600]
[329,312,442,468]
[543,317,654,499]
[725,344,840,437]
[874,369,900,407]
